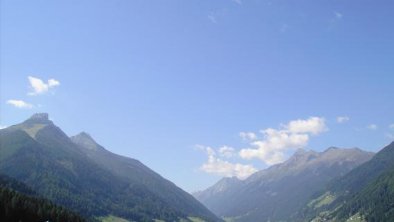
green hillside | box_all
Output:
[195,148,373,222]
[0,174,85,222]
[0,113,220,222]
[297,142,394,222]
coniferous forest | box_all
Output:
[0,174,86,222]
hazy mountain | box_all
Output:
[194,147,374,222]
[193,176,242,214]
[0,113,220,222]
[70,131,220,221]
[298,141,394,222]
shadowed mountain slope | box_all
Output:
[0,113,221,222]
[297,142,394,222]
[194,147,373,222]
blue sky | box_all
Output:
[1,0,394,192]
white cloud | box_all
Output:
[240,132,257,141]
[0,125,7,129]
[240,128,309,165]
[337,116,350,123]
[28,76,60,95]
[7,100,33,109]
[201,157,257,179]
[198,145,257,179]
[48,79,60,87]
[367,124,378,130]
[285,117,327,135]
[219,146,235,158]
[198,117,326,175]
[389,124,394,129]
[239,117,326,165]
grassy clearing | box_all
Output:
[346,213,366,222]
[307,192,336,209]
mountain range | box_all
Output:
[297,141,394,222]
[196,141,394,222]
[0,113,220,222]
[2,113,394,222]
[194,147,375,222]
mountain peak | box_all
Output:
[321,146,366,156]
[324,146,340,152]
[71,132,101,151]
[193,176,241,200]
[213,177,240,192]
[23,113,52,125]
[29,113,49,121]
[76,131,94,140]
[217,176,240,185]
[288,149,318,162]
[294,148,308,156]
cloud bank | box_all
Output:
[198,145,257,179]
[197,117,327,179]
[239,117,327,165]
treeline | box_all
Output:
[334,168,394,222]
[0,174,86,222]
[0,186,86,222]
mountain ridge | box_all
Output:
[0,113,221,222]
[194,146,374,222]
[297,141,394,221]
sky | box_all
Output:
[1,0,394,193]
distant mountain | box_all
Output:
[0,174,85,222]
[0,113,220,222]
[193,177,242,213]
[298,142,394,222]
[194,147,373,222]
